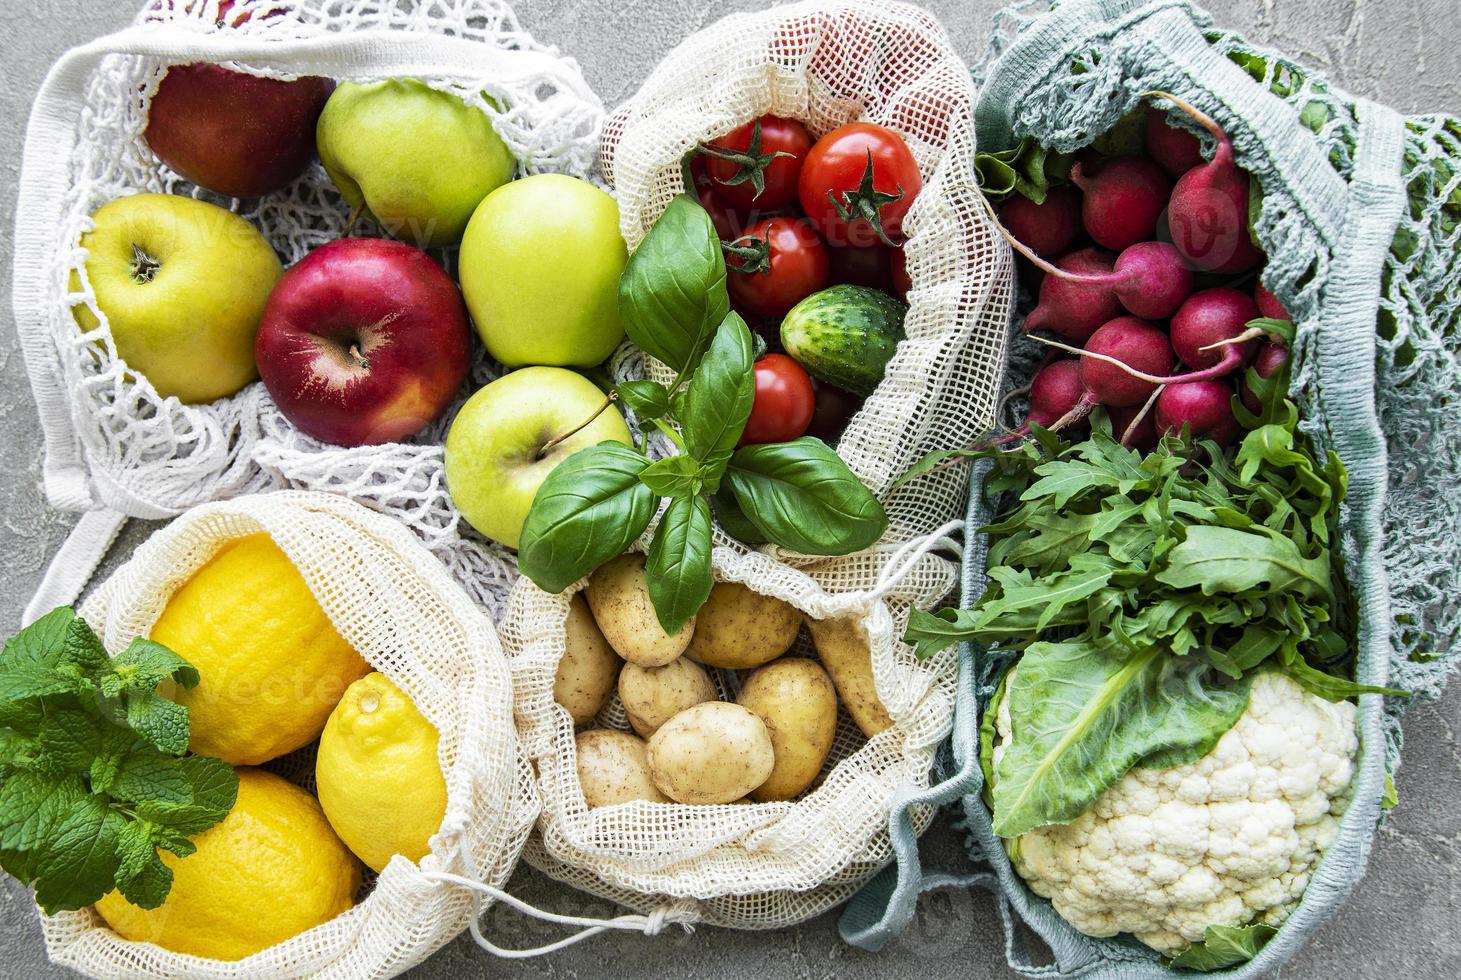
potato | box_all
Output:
[575,729,669,808]
[619,657,717,738]
[554,595,620,725]
[684,582,801,669]
[647,702,774,804]
[737,658,837,801]
[806,615,893,737]
[585,554,693,666]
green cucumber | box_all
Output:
[779,284,906,396]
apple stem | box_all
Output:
[349,343,369,370]
[538,391,618,460]
[343,203,364,238]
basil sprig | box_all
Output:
[517,194,888,633]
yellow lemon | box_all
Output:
[149,532,370,766]
[316,672,448,873]
[96,768,361,960]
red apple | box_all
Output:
[255,238,471,446]
[145,63,333,198]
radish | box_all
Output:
[1150,91,1264,274]
[1079,317,1175,407]
[1155,379,1240,444]
[1144,107,1205,176]
[1069,155,1171,251]
[1022,247,1123,342]
[1254,281,1291,320]
[1034,290,1262,389]
[1001,237,1194,321]
[1240,340,1290,412]
[998,186,1082,257]
[1170,287,1261,372]
[1025,358,1084,428]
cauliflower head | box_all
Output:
[994,671,1358,955]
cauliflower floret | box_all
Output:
[996,671,1357,955]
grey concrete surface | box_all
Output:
[1,0,1459,977]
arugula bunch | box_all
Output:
[518,195,887,633]
[0,608,237,914]
[906,364,1401,837]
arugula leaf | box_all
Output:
[0,611,238,914]
[725,438,887,555]
[618,194,730,375]
[991,643,1251,837]
[888,448,983,492]
[680,312,755,467]
[1167,923,1277,971]
[1156,526,1332,600]
[645,495,715,635]
[518,443,658,594]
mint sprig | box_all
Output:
[0,607,237,914]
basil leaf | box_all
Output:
[710,488,768,547]
[681,312,754,465]
[725,438,887,555]
[645,494,714,635]
[519,444,657,594]
[991,642,1251,837]
[616,380,672,422]
[1167,923,1277,971]
[638,455,704,498]
[618,194,730,375]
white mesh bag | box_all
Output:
[12,0,604,615]
[501,533,962,929]
[601,0,1014,581]
[34,490,537,979]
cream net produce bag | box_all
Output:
[602,0,1014,575]
[501,542,960,929]
[38,491,536,979]
[13,0,601,531]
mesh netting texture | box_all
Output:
[502,541,959,929]
[600,0,1014,587]
[39,490,536,979]
[946,1,1461,977]
[15,0,606,617]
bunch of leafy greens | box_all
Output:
[905,357,1401,841]
[518,195,887,634]
[0,607,237,914]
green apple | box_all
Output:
[72,193,282,403]
[444,366,631,549]
[316,79,515,247]
[459,174,627,368]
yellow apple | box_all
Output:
[73,193,282,404]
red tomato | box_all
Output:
[740,354,816,446]
[690,157,741,239]
[890,246,911,300]
[828,244,895,292]
[800,122,921,248]
[700,115,812,213]
[806,378,863,442]
[725,216,830,319]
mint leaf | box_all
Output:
[0,773,86,882]
[0,609,236,912]
[33,795,125,914]
[101,638,200,698]
[114,820,174,911]
[111,751,193,806]
[123,690,191,756]
[37,709,102,774]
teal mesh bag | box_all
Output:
[840,0,1461,973]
